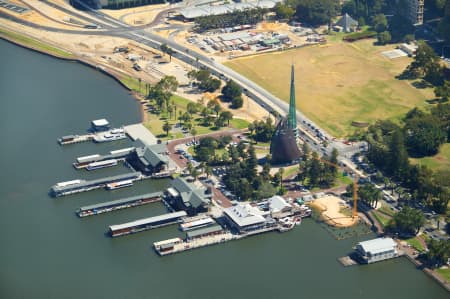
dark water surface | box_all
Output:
[0,39,447,299]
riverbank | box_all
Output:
[0,27,148,117]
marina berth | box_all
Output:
[86,159,118,171]
[73,149,134,169]
[109,211,187,237]
[76,191,162,217]
[51,172,142,197]
[106,179,133,190]
[180,217,215,231]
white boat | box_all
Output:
[86,159,118,171]
[180,217,215,231]
[94,128,127,143]
[106,179,133,190]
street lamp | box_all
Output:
[441,45,450,58]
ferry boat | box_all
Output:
[106,179,133,190]
[180,217,215,231]
[94,128,126,143]
[86,159,118,171]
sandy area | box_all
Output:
[101,3,168,21]
[309,195,358,227]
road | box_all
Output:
[1,0,363,168]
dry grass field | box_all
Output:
[225,39,434,137]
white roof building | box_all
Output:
[224,203,268,230]
[355,237,399,264]
[267,195,291,213]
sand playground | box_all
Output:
[309,195,358,227]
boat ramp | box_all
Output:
[76,191,162,217]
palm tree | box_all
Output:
[190,128,197,148]
[205,165,212,178]
[162,121,171,137]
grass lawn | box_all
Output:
[406,236,426,252]
[436,268,450,283]
[225,39,433,137]
[143,95,249,140]
[119,75,145,94]
[0,28,72,58]
[372,210,391,227]
[410,143,450,172]
[336,172,353,185]
[378,204,397,217]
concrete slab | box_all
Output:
[124,123,157,145]
[382,49,407,59]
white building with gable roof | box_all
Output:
[355,237,399,264]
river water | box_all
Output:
[0,39,447,299]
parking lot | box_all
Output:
[0,0,29,14]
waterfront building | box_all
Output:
[223,203,274,233]
[270,65,302,165]
[164,177,212,216]
[127,140,171,175]
[355,237,399,264]
[267,195,292,219]
[91,119,110,132]
[186,225,224,241]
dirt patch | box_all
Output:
[309,195,358,227]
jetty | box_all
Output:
[51,172,142,197]
[109,211,187,237]
[76,191,162,217]
[73,147,134,169]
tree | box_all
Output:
[231,96,244,109]
[213,102,222,116]
[426,239,450,268]
[187,102,199,115]
[387,129,409,179]
[377,31,391,45]
[294,0,337,27]
[190,128,197,145]
[274,3,295,20]
[162,121,171,137]
[248,122,255,137]
[205,165,213,178]
[387,206,425,236]
[371,14,388,32]
[219,111,233,126]
[435,80,450,101]
[404,114,447,157]
[308,152,321,187]
[221,80,242,102]
[405,41,444,85]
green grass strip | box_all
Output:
[0,27,72,58]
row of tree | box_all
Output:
[297,143,339,188]
[194,8,267,32]
[187,69,221,92]
[346,182,382,208]
[365,105,449,214]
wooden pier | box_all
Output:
[338,256,358,267]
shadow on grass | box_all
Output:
[411,80,433,89]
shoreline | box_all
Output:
[0,31,147,123]
[1,25,449,293]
